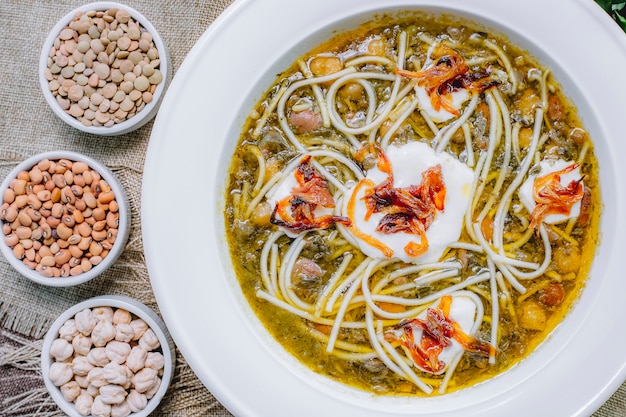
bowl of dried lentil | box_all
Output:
[0,151,130,286]
[39,2,169,136]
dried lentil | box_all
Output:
[46,8,163,127]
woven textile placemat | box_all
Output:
[0,1,624,416]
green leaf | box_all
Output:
[595,0,626,32]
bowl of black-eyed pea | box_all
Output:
[0,151,130,286]
[39,2,169,136]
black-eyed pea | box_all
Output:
[63,170,74,186]
[55,248,73,265]
[73,174,85,187]
[91,181,102,196]
[21,239,33,250]
[39,245,53,258]
[4,233,18,247]
[83,170,93,185]
[84,192,97,208]
[37,159,50,171]
[39,205,52,216]
[51,187,61,203]
[25,247,36,262]
[15,194,29,208]
[31,227,43,241]
[93,219,107,232]
[27,207,42,223]
[67,234,82,245]
[90,255,103,266]
[41,169,52,183]
[70,265,83,276]
[50,242,60,255]
[69,244,83,259]
[40,222,52,239]
[23,259,37,269]
[52,173,66,188]
[27,194,43,210]
[16,170,30,182]
[36,189,51,202]
[56,223,73,240]
[98,190,115,204]
[15,226,32,240]
[90,241,103,256]
[51,202,64,218]
[17,210,32,227]
[12,243,25,259]
[70,184,84,198]
[2,223,11,235]
[107,228,118,244]
[72,161,89,175]
[29,166,44,184]
[11,178,27,195]
[63,214,76,228]
[62,187,76,204]
[77,221,92,237]
[32,240,42,250]
[92,229,107,241]
[44,179,56,192]
[32,183,45,195]
[60,263,71,277]
[3,204,17,222]
[108,199,118,213]
[41,255,56,267]
[99,179,111,193]
[93,207,106,221]
[74,209,84,224]
[46,216,61,228]
[106,211,118,228]
[57,238,69,249]
[78,236,92,251]
[75,198,87,212]
[3,188,15,204]
[57,159,72,173]
[36,264,54,277]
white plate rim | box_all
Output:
[141,0,626,416]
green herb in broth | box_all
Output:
[224,14,600,396]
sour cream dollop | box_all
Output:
[342,142,474,264]
[518,158,583,224]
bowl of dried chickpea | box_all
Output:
[41,295,176,417]
[0,151,130,286]
[39,2,169,136]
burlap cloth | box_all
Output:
[0,1,624,416]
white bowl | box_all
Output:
[142,0,626,416]
[0,151,130,286]
[41,295,176,417]
[39,2,169,136]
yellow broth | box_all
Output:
[224,14,600,396]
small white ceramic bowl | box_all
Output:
[41,295,176,417]
[39,2,169,136]
[0,151,130,286]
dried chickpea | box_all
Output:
[48,306,166,414]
